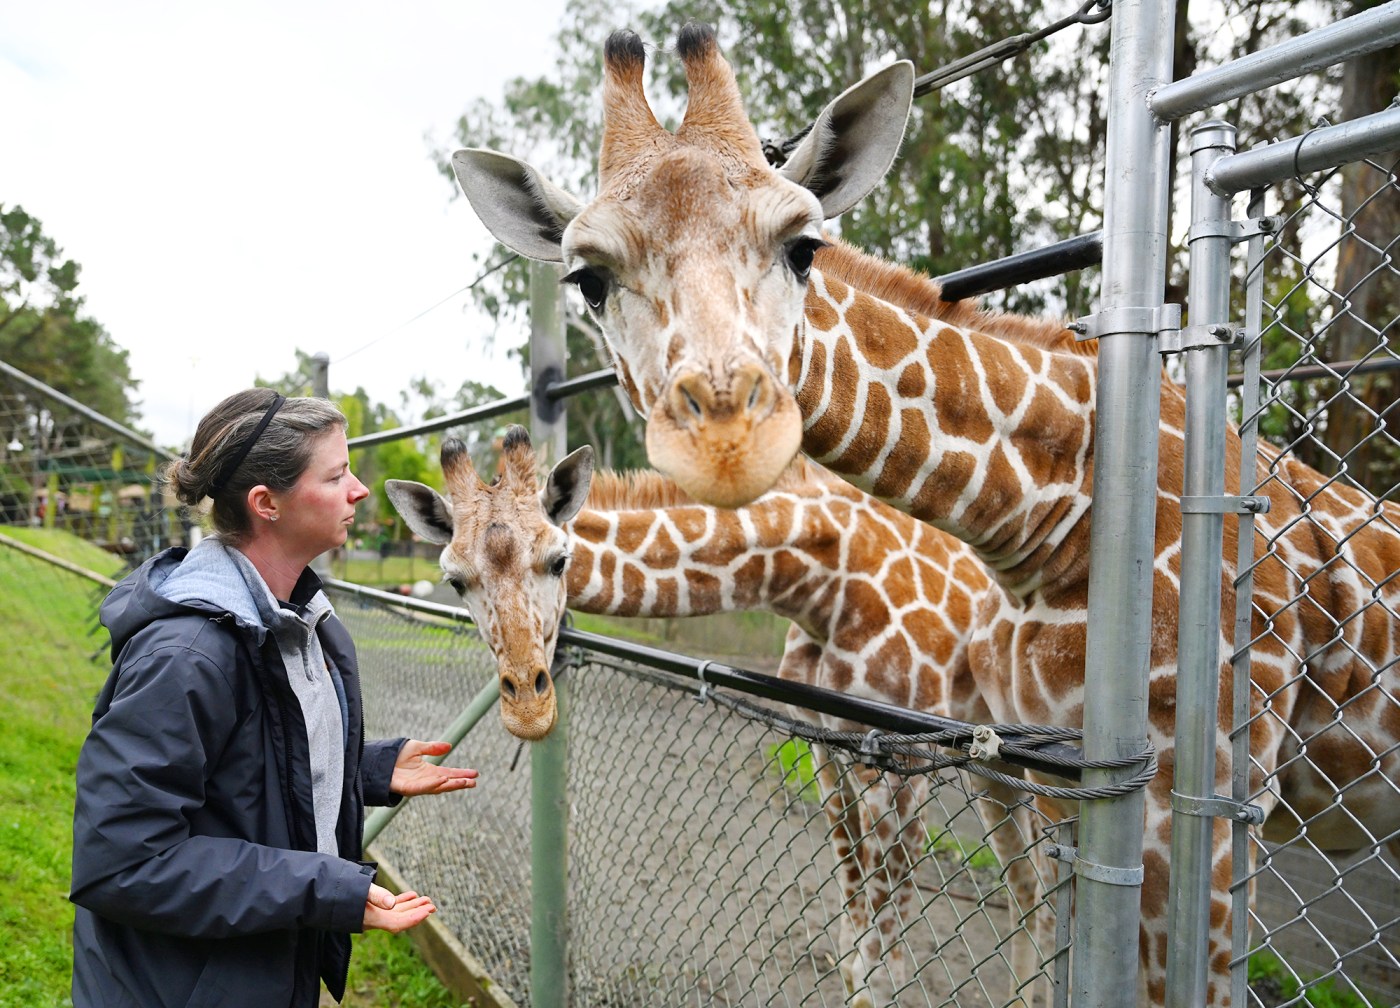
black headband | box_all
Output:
[210,393,285,495]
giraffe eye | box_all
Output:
[562,267,610,311]
[784,237,826,280]
[548,554,568,578]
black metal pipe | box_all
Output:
[1226,355,1400,389]
[559,624,1084,780]
[935,230,1103,302]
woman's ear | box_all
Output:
[246,485,277,523]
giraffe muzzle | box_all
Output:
[647,363,802,508]
[498,664,557,741]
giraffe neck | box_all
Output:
[563,465,848,639]
[790,259,1098,595]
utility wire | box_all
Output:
[332,253,521,365]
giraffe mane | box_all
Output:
[814,238,1099,359]
[585,457,829,512]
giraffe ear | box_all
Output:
[452,148,583,263]
[385,480,454,545]
[541,445,595,527]
[779,61,914,219]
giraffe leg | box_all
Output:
[975,778,1050,1008]
[814,748,879,1007]
[844,767,923,1007]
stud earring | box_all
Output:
[268,514,279,522]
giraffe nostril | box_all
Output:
[534,670,550,696]
[683,387,703,419]
[500,676,517,700]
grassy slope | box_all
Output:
[0,528,467,1008]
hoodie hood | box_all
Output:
[101,538,333,660]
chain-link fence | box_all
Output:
[1227,148,1400,1008]
[0,359,177,560]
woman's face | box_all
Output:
[274,429,369,560]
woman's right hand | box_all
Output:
[362,882,436,933]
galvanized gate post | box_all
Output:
[528,260,569,1007]
[1165,120,1240,1008]
[1074,0,1176,1003]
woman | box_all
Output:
[71,387,478,1007]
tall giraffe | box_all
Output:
[389,429,1053,1007]
[450,24,1400,1005]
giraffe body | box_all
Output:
[393,443,1054,1004]
[450,24,1400,1005]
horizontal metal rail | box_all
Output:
[1150,1,1400,120]
[1226,355,1400,389]
[541,368,618,401]
[346,392,531,449]
[937,231,1103,301]
[0,359,176,460]
[1207,106,1400,195]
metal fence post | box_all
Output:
[310,352,330,399]
[1165,119,1238,1008]
[1075,0,1175,1003]
[528,259,569,1007]
[529,262,567,465]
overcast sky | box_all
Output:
[0,1,571,448]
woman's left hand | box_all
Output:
[391,740,479,796]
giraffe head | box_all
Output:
[452,23,912,507]
[385,427,594,740]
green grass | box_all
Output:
[1248,950,1375,1008]
[768,738,823,804]
[0,527,466,1007]
[333,554,441,588]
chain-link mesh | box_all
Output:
[0,362,177,559]
[1235,152,1400,1007]
[341,589,1076,1008]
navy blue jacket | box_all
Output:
[71,543,405,1007]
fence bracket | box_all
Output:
[1187,215,1285,244]
[1067,303,1180,342]
[1179,495,1271,515]
[1073,855,1144,887]
[1160,322,1245,354]
[1171,790,1267,825]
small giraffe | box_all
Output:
[450,24,1400,1005]
[385,429,594,741]
[389,430,1050,1006]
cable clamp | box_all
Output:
[1171,790,1266,825]
[968,724,1004,761]
[694,660,714,704]
[859,729,884,764]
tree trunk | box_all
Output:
[1312,0,1400,497]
